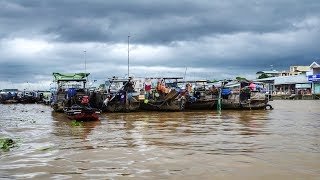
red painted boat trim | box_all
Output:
[67,112,99,121]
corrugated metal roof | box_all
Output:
[255,75,309,85]
[274,75,309,85]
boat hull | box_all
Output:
[140,99,186,111]
[221,100,267,110]
[67,112,100,121]
[104,103,140,112]
[64,107,101,121]
[52,100,65,112]
[185,99,216,110]
[103,99,140,112]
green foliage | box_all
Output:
[0,138,15,152]
[235,76,248,81]
[71,119,83,128]
[258,73,270,79]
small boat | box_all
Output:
[64,105,101,121]
[64,96,101,121]
[219,80,271,110]
[0,89,19,104]
[18,91,38,104]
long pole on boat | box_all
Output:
[84,50,87,74]
[84,50,87,82]
[217,80,223,111]
[128,35,130,78]
[184,67,187,80]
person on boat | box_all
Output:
[164,85,169,94]
[157,79,165,98]
[249,82,256,91]
[157,79,162,91]
[186,83,193,93]
[123,81,135,93]
[145,78,152,99]
[212,85,218,96]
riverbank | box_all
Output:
[271,94,320,100]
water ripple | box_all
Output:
[1,101,320,179]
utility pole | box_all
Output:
[128,35,130,78]
[84,50,87,74]
[84,50,88,82]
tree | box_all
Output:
[209,79,219,83]
[235,76,248,81]
[258,73,270,79]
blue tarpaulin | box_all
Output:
[67,88,77,99]
[221,89,231,95]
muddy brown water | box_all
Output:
[0,100,319,179]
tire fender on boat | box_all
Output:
[265,104,273,110]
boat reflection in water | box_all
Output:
[51,111,102,142]
[98,110,269,154]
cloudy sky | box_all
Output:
[0,0,319,90]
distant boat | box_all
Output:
[0,89,19,104]
[39,92,53,105]
[18,91,38,104]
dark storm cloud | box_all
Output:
[0,0,320,88]
[1,0,319,43]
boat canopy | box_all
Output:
[53,73,90,81]
[107,77,132,83]
[1,89,19,92]
[144,77,183,80]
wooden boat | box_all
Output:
[219,80,271,110]
[139,77,186,111]
[51,73,89,112]
[178,80,218,110]
[0,89,19,104]
[18,91,38,104]
[101,77,140,112]
[64,96,101,121]
[40,92,52,105]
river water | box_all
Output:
[0,100,319,179]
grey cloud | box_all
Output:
[0,0,319,87]
[1,0,319,44]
